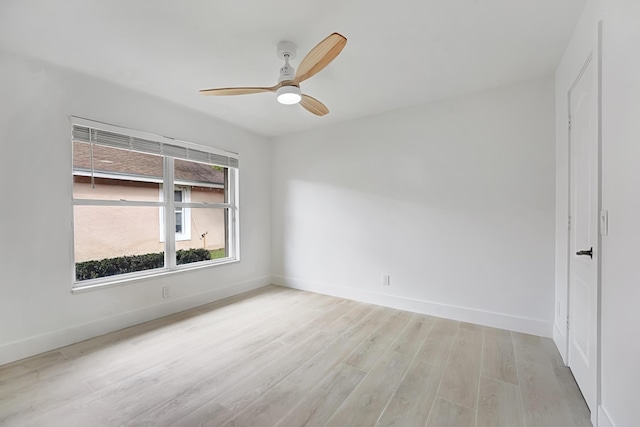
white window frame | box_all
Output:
[159,185,192,242]
[71,117,240,292]
[174,187,190,240]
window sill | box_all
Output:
[71,258,239,294]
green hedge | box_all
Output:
[76,248,211,281]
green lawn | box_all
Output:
[209,248,226,259]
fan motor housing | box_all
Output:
[279,64,295,82]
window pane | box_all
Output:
[174,190,183,202]
[175,210,183,233]
[176,208,228,266]
[74,205,165,281]
[174,159,227,197]
[173,159,226,250]
[73,141,162,201]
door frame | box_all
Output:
[565,22,603,426]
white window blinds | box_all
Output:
[72,123,239,169]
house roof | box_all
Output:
[73,141,225,186]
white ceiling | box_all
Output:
[0,0,585,137]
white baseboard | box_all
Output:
[272,276,552,337]
[553,322,568,364]
[0,276,271,366]
[597,406,615,427]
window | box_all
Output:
[71,118,239,290]
[159,186,192,241]
[174,188,186,234]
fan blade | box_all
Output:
[199,85,278,96]
[300,94,329,116]
[294,33,347,84]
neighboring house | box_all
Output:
[72,141,226,262]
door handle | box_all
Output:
[576,247,593,259]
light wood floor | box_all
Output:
[0,286,592,427]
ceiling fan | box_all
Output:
[199,33,347,116]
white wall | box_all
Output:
[0,52,272,365]
[599,1,640,426]
[272,77,556,336]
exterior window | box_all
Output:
[175,189,184,234]
[71,118,239,290]
[159,186,192,241]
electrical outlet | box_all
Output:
[382,275,390,286]
[162,286,170,298]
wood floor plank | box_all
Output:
[391,314,435,355]
[426,398,475,427]
[167,301,376,427]
[59,286,297,360]
[104,293,329,424]
[49,287,302,392]
[460,321,484,332]
[24,399,113,427]
[477,376,525,427]
[129,301,374,426]
[127,294,342,423]
[437,325,483,409]
[0,351,66,383]
[326,309,433,427]
[207,332,339,425]
[325,348,413,426]
[0,371,93,426]
[84,322,268,392]
[0,287,593,427]
[223,379,304,427]
[512,332,552,366]
[275,364,367,427]
[516,359,576,427]
[99,358,197,417]
[0,350,87,401]
[59,318,295,425]
[320,302,375,337]
[513,331,578,426]
[416,317,459,366]
[375,358,444,427]
[345,310,413,371]
[539,336,566,370]
[277,299,358,346]
[171,331,338,426]
[127,341,291,426]
[84,290,323,391]
[552,367,592,427]
[482,327,518,385]
[539,338,592,426]
[113,340,289,423]
[0,370,43,399]
[286,306,391,390]
[174,288,315,340]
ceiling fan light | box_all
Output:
[276,86,302,105]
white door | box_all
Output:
[568,55,599,416]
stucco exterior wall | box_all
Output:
[73,181,225,262]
